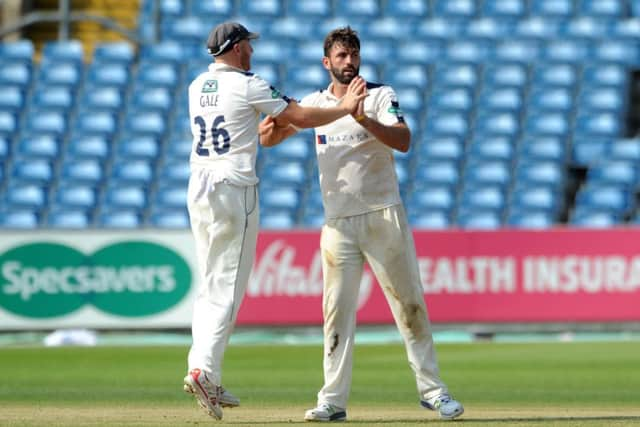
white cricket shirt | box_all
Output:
[188,63,289,186]
[300,82,405,218]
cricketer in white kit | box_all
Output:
[259,27,463,422]
[183,22,368,421]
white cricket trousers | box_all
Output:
[317,205,448,408]
[186,169,259,385]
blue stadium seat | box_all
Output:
[433,63,478,88]
[87,63,130,87]
[477,86,523,112]
[54,184,97,210]
[408,210,451,229]
[32,85,74,110]
[81,85,124,111]
[445,40,490,63]
[519,136,567,162]
[0,61,31,86]
[515,160,565,187]
[17,135,60,160]
[514,16,561,40]
[586,161,639,188]
[285,62,327,88]
[418,135,465,163]
[571,137,610,166]
[140,41,186,65]
[12,159,53,184]
[384,0,429,18]
[429,88,473,112]
[0,111,17,135]
[158,160,190,185]
[456,210,502,229]
[165,136,192,160]
[463,159,512,186]
[0,208,39,228]
[459,185,507,212]
[606,138,640,162]
[0,40,34,63]
[0,135,9,160]
[543,40,590,64]
[164,16,208,45]
[413,160,461,188]
[104,184,148,210]
[260,160,307,187]
[136,62,179,88]
[268,16,318,41]
[149,208,190,228]
[577,87,626,112]
[432,0,476,19]
[60,159,105,185]
[238,0,283,17]
[293,40,324,64]
[110,160,154,185]
[74,112,118,138]
[531,64,578,87]
[577,0,624,18]
[130,86,172,113]
[251,39,294,63]
[114,134,160,161]
[24,109,69,138]
[482,63,528,87]
[286,0,331,17]
[93,42,135,65]
[612,18,640,40]
[482,0,526,18]
[574,112,622,138]
[424,111,469,137]
[260,185,301,212]
[474,112,520,136]
[335,0,379,17]
[528,87,574,112]
[3,182,47,209]
[509,184,562,215]
[190,0,234,18]
[524,113,571,137]
[37,61,82,87]
[506,210,554,228]
[98,209,142,228]
[46,208,91,228]
[123,110,167,139]
[467,136,515,162]
[561,17,610,40]
[153,185,187,209]
[574,185,633,215]
[42,40,84,64]
[66,135,110,160]
[529,0,574,18]
[261,211,298,229]
[417,17,465,41]
[593,40,640,66]
[492,40,542,63]
[582,64,628,87]
[0,85,26,113]
[408,186,456,213]
[570,210,619,228]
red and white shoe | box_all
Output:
[184,379,240,407]
[183,369,223,420]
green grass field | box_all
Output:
[2,341,640,426]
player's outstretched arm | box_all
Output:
[277,77,367,129]
[259,115,297,147]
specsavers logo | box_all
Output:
[0,242,191,318]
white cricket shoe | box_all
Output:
[183,368,223,420]
[183,382,240,407]
[304,402,347,422]
[420,394,464,420]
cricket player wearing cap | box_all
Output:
[182,22,367,420]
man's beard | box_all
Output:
[330,65,359,84]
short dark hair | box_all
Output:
[323,27,360,57]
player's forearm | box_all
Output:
[357,117,411,152]
[289,105,351,128]
[259,125,297,147]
